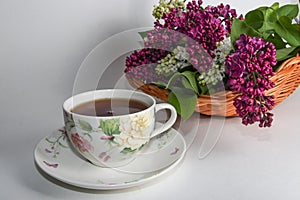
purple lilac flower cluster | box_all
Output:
[125,0,237,81]
[125,48,169,83]
[153,0,237,72]
[225,34,277,127]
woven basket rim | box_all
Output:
[127,54,300,117]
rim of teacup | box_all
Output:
[63,89,157,119]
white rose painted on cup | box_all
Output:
[115,112,153,150]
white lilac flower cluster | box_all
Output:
[155,46,190,76]
[152,0,186,19]
[197,37,232,87]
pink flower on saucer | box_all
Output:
[71,133,93,153]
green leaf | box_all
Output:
[276,46,300,61]
[231,19,263,46]
[58,141,68,148]
[198,84,208,95]
[165,71,200,95]
[78,119,93,132]
[181,77,192,89]
[138,31,150,40]
[99,119,120,136]
[257,6,269,14]
[274,16,300,46]
[168,87,197,121]
[121,147,137,153]
[152,82,167,89]
[45,138,55,144]
[270,2,280,11]
[165,72,181,89]
[276,4,299,19]
[181,71,200,95]
[267,32,287,49]
[245,9,264,30]
[230,19,244,45]
[83,132,93,141]
[257,6,278,38]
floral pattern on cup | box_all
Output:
[43,128,69,168]
[40,125,182,174]
[100,112,152,151]
[64,110,153,164]
[114,113,151,150]
[63,111,75,132]
[43,161,59,168]
[45,128,68,158]
[70,133,94,153]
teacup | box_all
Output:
[63,89,177,167]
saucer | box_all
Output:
[34,124,186,190]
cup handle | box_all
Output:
[150,103,177,138]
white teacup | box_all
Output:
[63,89,177,167]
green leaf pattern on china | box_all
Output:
[99,119,121,136]
[78,119,93,132]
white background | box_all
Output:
[0,0,299,199]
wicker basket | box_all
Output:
[128,54,300,117]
